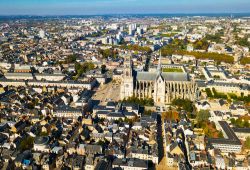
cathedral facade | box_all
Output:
[120,57,198,105]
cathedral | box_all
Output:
[120,56,198,105]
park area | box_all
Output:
[162,68,183,72]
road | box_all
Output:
[224,21,232,44]
[156,114,177,170]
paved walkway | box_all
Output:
[92,82,121,104]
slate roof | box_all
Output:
[34,136,49,145]
[95,160,109,170]
[232,127,250,133]
[196,80,206,87]
[113,158,148,168]
[107,112,125,118]
[84,144,102,154]
[123,112,136,117]
[106,101,117,108]
[96,111,110,115]
[34,73,65,77]
[136,72,189,81]
[55,106,82,113]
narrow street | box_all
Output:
[156,114,176,170]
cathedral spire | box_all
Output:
[157,50,162,75]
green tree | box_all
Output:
[244,121,250,128]
[161,42,234,63]
[171,98,194,113]
[205,88,213,98]
[236,36,250,48]
[231,118,236,125]
[218,131,224,138]
[65,54,77,64]
[212,88,227,99]
[99,48,119,58]
[120,44,152,53]
[74,62,95,78]
[187,112,196,119]
[205,33,223,43]
[19,136,34,151]
[101,65,107,74]
[82,62,95,72]
[240,57,250,65]
[193,39,209,50]
[196,110,211,122]
[235,118,243,127]
[123,96,154,106]
[245,137,250,149]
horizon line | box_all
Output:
[1,12,250,17]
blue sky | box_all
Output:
[0,0,250,15]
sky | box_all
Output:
[0,0,250,15]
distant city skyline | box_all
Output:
[0,0,250,15]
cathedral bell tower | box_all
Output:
[154,51,165,105]
[120,57,134,100]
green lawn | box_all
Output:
[162,68,183,72]
[160,33,177,37]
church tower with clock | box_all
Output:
[120,57,134,100]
